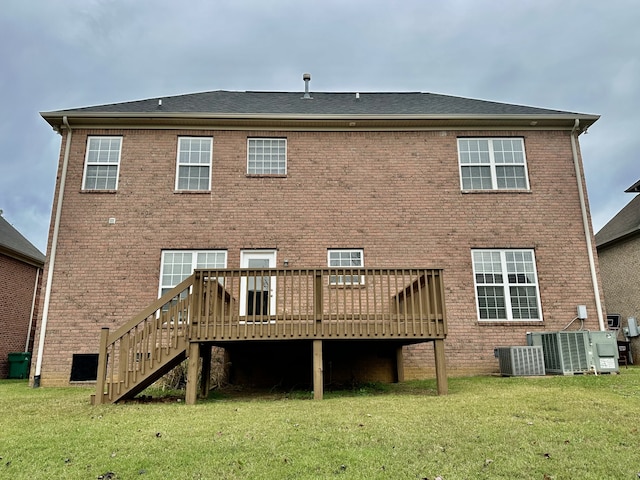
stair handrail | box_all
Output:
[94,274,196,404]
[105,274,196,344]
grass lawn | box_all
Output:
[1,369,639,479]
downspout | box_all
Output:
[25,267,41,352]
[570,118,605,331]
[34,116,72,387]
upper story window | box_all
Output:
[458,138,529,191]
[247,138,287,175]
[82,136,122,190]
[159,250,227,297]
[472,249,541,321]
[176,137,212,191]
[328,249,364,285]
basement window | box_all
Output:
[70,353,99,381]
[472,249,542,321]
[247,138,287,175]
[458,138,530,191]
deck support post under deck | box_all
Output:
[396,346,405,382]
[433,339,448,395]
[185,342,201,405]
[313,340,323,400]
[199,344,212,399]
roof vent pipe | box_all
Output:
[303,73,312,99]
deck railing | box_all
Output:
[191,268,446,341]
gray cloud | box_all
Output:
[1,0,639,252]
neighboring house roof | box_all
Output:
[40,90,599,131]
[595,191,640,249]
[0,216,45,267]
[625,179,640,193]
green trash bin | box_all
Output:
[8,352,31,379]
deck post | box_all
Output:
[433,339,448,395]
[396,345,405,382]
[313,340,323,400]
[185,342,200,405]
[93,327,110,405]
[199,344,212,399]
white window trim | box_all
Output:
[246,138,287,176]
[82,136,122,191]
[158,249,227,299]
[175,137,213,191]
[327,249,365,285]
[471,249,542,322]
[458,137,530,191]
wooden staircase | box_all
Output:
[92,275,195,404]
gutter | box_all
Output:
[40,111,602,121]
[34,116,72,387]
[571,119,605,331]
[40,111,602,128]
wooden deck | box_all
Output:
[93,268,448,404]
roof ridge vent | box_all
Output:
[302,73,312,99]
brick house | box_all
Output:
[595,179,640,362]
[0,214,45,378]
[35,78,605,402]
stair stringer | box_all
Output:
[94,336,189,404]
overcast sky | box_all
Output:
[1,0,638,253]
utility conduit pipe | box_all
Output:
[34,116,72,387]
[570,118,605,331]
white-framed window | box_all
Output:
[82,136,122,190]
[247,138,287,175]
[328,249,364,285]
[472,249,542,321]
[159,250,227,297]
[458,138,529,191]
[175,137,212,191]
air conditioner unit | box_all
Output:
[527,331,590,375]
[588,331,619,373]
[527,331,619,375]
[495,346,545,376]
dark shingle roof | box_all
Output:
[0,216,45,266]
[44,90,593,117]
[625,179,640,193]
[595,194,640,249]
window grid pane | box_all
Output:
[477,286,506,319]
[178,166,210,190]
[461,166,492,190]
[496,166,527,189]
[247,138,287,175]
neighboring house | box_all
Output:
[0,214,45,378]
[35,77,605,403]
[595,179,640,362]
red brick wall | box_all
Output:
[32,128,604,385]
[0,253,40,378]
